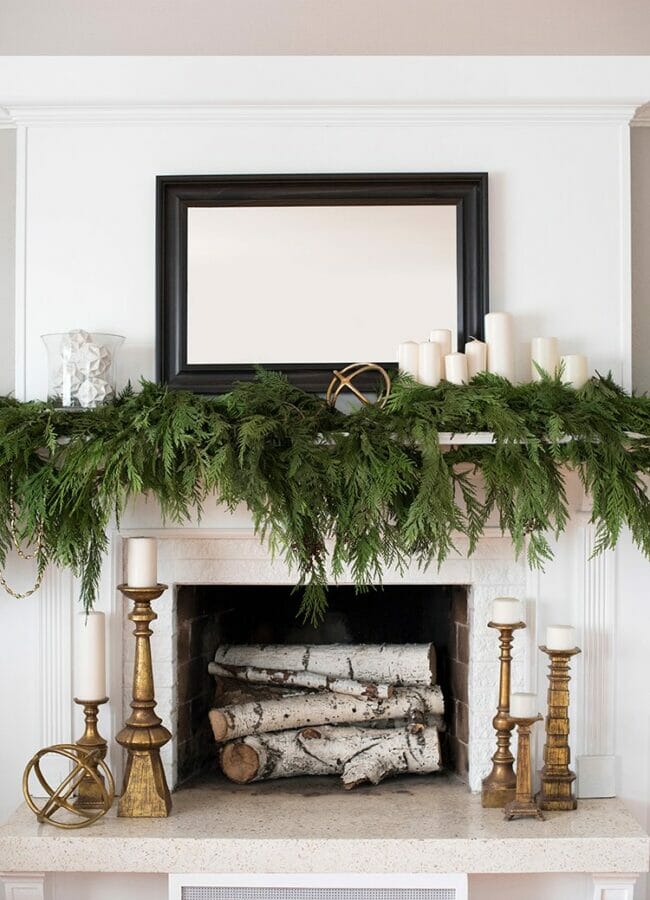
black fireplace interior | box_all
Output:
[175,584,469,786]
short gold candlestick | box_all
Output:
[116,583,172,818]
[73,697,109,809]
[481,621,526,808]
[504,714,544,821]
[537,645,581,811]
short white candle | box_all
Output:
[74,612,106,701]
[465,339,487,380]
[491,597,522,625]
[127,537,158,588]
[531,337,559,381]
[546,624,576,651]
[509,692,538,719]
[429,329,452,359]
[485,312,516,381]
[445,352,468,385]
[418,341,442,386]
[561,354,589,389]
[397,341,419,380]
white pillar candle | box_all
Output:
[127,537,158,587]
[418,341,442,387]
[531,337,559,381]
[485,312,516,381]
[445,352,469,385]
[397,341,419,380]
[465,339,487,379]
[491,597,522,625]
[74,612,106,701]
[561,354,589,389]
[509,692,538,719]
[429,328,452,359]
[546,624,576,651]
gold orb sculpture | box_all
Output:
[23,743,114,829]
[326,363,392,409]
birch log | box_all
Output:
[220,725,441,788]
[214,643,436,686]
[209,684,443,742]
[208,662,394,700]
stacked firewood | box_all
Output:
[208,643,444,789]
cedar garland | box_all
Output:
[0,370,648,623]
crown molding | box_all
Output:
[0,101,641,128]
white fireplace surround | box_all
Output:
[38,493,615,797]
[124,528,532,792]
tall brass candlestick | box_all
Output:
[116,583,172,818]
[73,697,109,809]
[537,645,581,811]
[504,714,544,821]
[481,621,526,808]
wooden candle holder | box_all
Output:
[116,584,172,818]
[537,645,581,811]
[73,697,109,810]
[481,621,526,808]
[504,714,544,821]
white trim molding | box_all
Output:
[0,101,642,129]
[13,125,27,402]
[577,519,617,799]
[0,872,47,900]
[38,567,74,779]
[592,873,639,899]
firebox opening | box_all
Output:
[175,584,469,788]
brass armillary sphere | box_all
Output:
[23,743,114,828]
[326,363,392,409]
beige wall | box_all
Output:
[2,0,650,54]
[632,127,650,392]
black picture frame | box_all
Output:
[156,172,489,393]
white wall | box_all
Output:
[0,57,648,900]
[19,121,628,397]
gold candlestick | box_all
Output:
[116,583,172,818]
[537,645,581,811]
[504,714,544,821]
[481,621,526,808]
[73,697,109,809]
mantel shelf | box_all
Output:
[1,775,647,876]
[438,431,646,445]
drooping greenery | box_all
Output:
[0,371,649,623]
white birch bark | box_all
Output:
[220,724,441,787]
[214,643,436,686]
[209,684,443,742]
[208,661,394,700]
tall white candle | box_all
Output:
[418,341,442,387]
[429,329,452,359]
[531,337,559,381]
[561,354,589,389]
[127,537,158,588]
[74,612,106,701]
[445,352,468,385]
[491,597,522,625]
[397,341,419,380]
[465,339,487,380]
[485,312,516,381]
[509,692,538,719]
[546,625,576,651]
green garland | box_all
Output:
[0,371,649,623]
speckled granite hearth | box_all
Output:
[0,775,647,876]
